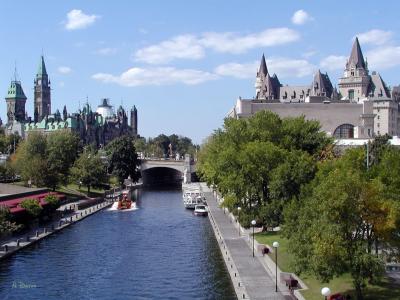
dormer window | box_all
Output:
[351,69,355,76]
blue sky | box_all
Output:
[1,1,400,144]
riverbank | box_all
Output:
[0,199,112,261]
[197,182,289,300]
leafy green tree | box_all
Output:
[105,135,140,185]
[198,110,330,228]
[13,132,48,186]
[20,199,43,218]
[46,131,80,190]
[70,150,108,193]
[284,148,400,300]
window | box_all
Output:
[377,115,380,120]
[333,124,355,139]
[348,90,355,100]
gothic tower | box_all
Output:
[34,55,51,122]
[5,79,27,124]
[338,37,370,102]
[130,106,138,136]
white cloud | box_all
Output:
[214,62,258,79]
[58,66,72,74]
[200,28,300,54]
[65,9,100,30]
[366,46,400,69]
[355,29,393,46]
[134,35,204,64]
[320,55,347,71]
[133,28,300,64]
[59,82,65,87]
[302,50,317,58]
[291,10,313,25]
[215,58,315,79]
[95,48,117,55]
[267,58,315,78]
[92,67,218,86]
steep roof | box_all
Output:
[369,72,391,98]
[5,81,27,100]
[312,70,333,97]
[37,55,48,78]
[349,37,366,69]
[257,54,268,76]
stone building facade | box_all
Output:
[4,56,138,147]
[229,38,399,139]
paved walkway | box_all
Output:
[200,183,289,300]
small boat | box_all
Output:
[184,195,203,209]
[194,204,208,216]
[117,192,133,210]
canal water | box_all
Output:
[0,189,236,300]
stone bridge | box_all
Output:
[140,155,196,186]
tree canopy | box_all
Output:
[198,111,332,228]
[106,135,140,185]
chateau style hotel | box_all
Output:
[229,38,400,139]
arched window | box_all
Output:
[333,124,354,138]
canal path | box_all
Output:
[0,188,236,300]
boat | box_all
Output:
[183,195,203,209]
[194,204,208,216]
[117,191,134,210]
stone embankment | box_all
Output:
[191,182,291,300]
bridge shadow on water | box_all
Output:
[141,167,183,188]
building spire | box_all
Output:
[258,53,268,76]
[37,55,48,78]
[349,37,366,69]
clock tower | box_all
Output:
[34,55,51,122]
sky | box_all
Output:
[1,1,400,144]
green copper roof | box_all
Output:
[37,55,48,78]
[5,81,27,100]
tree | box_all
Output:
[20,199,43,218]
[46,131,80,190]
[13,132,48,186]
[105,135,140,185]
[284,148,400,300]
[198,110,330,228]
[70,149,108,193]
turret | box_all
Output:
[130,106,138,136]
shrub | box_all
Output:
[44,194,60,210]
[20,199,42,218]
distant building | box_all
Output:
[229,37,399,139]
[4,56,138,147]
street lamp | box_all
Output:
[321,287,331,300]
[237,207,242,237]
[273,241,280,292]
[251,219,256,257]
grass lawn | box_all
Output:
[255,232,400,300]
[58,183,106,198]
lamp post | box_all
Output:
[321,287,331,300]
[237,207,241,236]
[251,219,256,257]
[273,241,280,292]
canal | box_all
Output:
[0,188,236,300]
